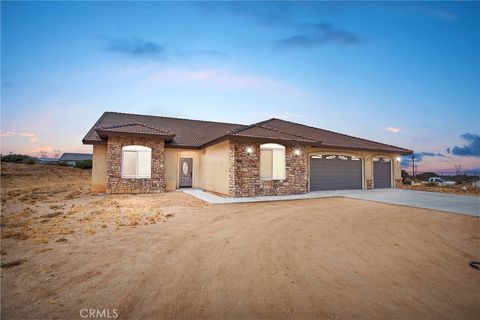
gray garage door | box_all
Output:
[310,155,363,191]
[373,158,392,188]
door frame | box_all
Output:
[178,157,194,188]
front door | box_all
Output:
[179,158,193,188]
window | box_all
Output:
[260,143,286,180]
[121,145,152,178]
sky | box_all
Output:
[1,1,479,174]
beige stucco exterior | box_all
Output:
[163,140,230,195]
[201,140,230,195]
[92,144,107,192]
[164,148,203,191]
[91,139,402,195]
[306,147,401,190]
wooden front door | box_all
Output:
[179,158,193,188]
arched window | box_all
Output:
[122,145,151,178]
[260,143,286,180]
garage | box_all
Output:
[310,155,363,191]
[373,157,392,188]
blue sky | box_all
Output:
[1,1,479,173]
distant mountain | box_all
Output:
[464,168,480,175]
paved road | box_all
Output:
[181,188,479,216]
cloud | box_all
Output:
[451,133,480,157]
[401,151,445,168]
[105,36,166,59]
[385,126,400,133]
[275,22,362,49]
[145,67,299,91]
[0,130,37,143]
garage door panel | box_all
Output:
[373,161,391,188]
[310,156,362,191]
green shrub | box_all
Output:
[75,160,92,169]
[1,154,37,164]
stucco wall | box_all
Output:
[305,147,401,190]
[106,136,165,194]
[202,140,230,195]
[229,141,308,197]
[92,144,107,192]
[164,148,203,191]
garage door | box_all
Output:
[373,157,392,188]
[310,155,363,191]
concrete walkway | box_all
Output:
[180,188,479,216]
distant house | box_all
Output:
[59,153,92,166]
[37,158,59,165]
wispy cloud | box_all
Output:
[450,133,480,157]
[105,35,167,59]
[0,130,37,143]
[385,126,401,133]
[144,67,300,92]
[275,22,362,49]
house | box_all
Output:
[83,112,413,196]
[59,153,92,166]
[37,157,59,165]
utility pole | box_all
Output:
[412,154,415,179]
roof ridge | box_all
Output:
[256,124,319,142]
[104,111,246,127]
[97,122,175,135]
[265,118,412,152]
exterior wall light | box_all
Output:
[294,149,301,157]
[396,157,401,163]
[246,147,253,155]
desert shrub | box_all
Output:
[1,154,37,164]
[57,161,70,167]
[75,160,92,169]
[403,178,413,185]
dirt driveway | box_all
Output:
[1,164,479,319]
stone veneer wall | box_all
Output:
[106,136,165,194]
[228,140,308,197]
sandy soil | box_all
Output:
[1,163,479,319]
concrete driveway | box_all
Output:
[314,189,479,216]
[181,188,479,216]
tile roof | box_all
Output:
[83,112,412,154]
[227,125,319,144]
[59,153,92,161]
[83,112,243,147]
[257,118,412,153]
[95,122,175,138]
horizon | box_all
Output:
[1,1,479,174]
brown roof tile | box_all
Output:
[258,118,412,154]
[83,112,412,154]
[95,122,176,138]
[83,112,244,147]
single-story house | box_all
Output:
[59,153,92,166]
[83,112,413,196]
[36,157,59,165]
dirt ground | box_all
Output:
[1,163,479,319]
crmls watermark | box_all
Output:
[79,308,119,319]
